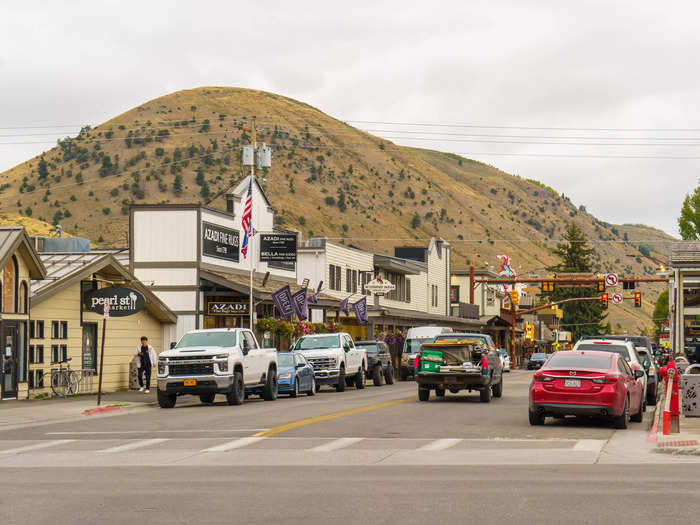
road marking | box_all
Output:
[573,440,606,453]
[46,429,269,435]
[311,438,364,452]
[0,439,75,454]
[203,437,264,452]
[418,438,462,451]
[253,397,414,437]
[99,439,168,453]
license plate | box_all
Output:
[184,379,197,387]
[564,379,581,388]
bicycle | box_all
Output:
[51,358,81,397]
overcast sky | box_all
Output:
[2,1,698,237]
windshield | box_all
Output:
[576,343,630,360]
[295,335,340,350]
[545,353,611,370]
[277,353,294,367]
[404,338,434,354]
[176,331,236,349]
[435,334,492,348]
[357,344,379,354]
[531,353,547,359]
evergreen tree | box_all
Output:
[544,223,606,341]
[38,158,48,180]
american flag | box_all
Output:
[241,178,253,259]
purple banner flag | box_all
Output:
[292,288,308,321]
[339,297,350,316]
[307,292,319,304]
[271,285,294,318]
[353,296,368,325]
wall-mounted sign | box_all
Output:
[202,222,240,262]
[259,233,297,262]
[207,302,249,316]
[450,285,460,304]
[83,286,146,317]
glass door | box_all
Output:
[2,322,18,399]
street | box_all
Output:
[2,370,700,524]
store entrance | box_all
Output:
[1,321,18,399]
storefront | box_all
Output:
[0,227,46,400]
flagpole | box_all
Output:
[249,117,256,330]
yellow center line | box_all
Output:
[253,397,414,437]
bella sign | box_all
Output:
[83,286,146,317]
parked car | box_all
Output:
[529,350,645,428]
[635,347,657,406]
[400,326,453,380]
[277,352,316,397]
[527,353,548,370]
[293,333,368,392]
[498,349,511,372]
[416,340,503,402]
[355,340,395,386]
[572,338,648,411]
[156,328,278,408]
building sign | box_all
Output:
[364,276,395,296]
[450,285,460,303]
[83,286,146,317]
[206,302,249,316]
[259,233,297,262]
[202,222,240,262]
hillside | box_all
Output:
[0,213,61,237]
[0,87,676,333]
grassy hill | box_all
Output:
[0,87,675,334]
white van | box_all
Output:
[400,326,453,380]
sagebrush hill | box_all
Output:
[0,87,675,333]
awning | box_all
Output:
[373,254,426,275]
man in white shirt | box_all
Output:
[135,336,157,393]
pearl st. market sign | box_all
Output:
[202,221,240,263]
[83,286,146,317]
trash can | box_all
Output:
[681,364,700,417]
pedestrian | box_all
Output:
[135,336,157,393]
[694,343,700,365]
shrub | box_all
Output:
[155,148,164,157]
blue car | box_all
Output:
[277,352,316,397]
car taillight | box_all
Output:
[482,355,489,376]
[593,375,618,384]
[414,355,420,370]
[534,373,554,382]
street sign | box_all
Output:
[605,273,619,287]
[611,292,623,305]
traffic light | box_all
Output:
[541,276,555,292]
[597,276,605,292]
[601,292,608,308]
[511,289,519,306]
[634,292,642,308]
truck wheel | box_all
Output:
[435,388,445,397]
[226,371,244,406]
[529,410,545,426]
[336,367,346,392]
[307,377,316,396]
[290,379,298,398]
[355,367,366,389]
[157,390,176,409]
[385,366,395,385]
[263,367,278,401]
[480,386,492,403]
[492,375,503,398]
[418,388,430,402]
[400,369,408,381]
[199,393,215,404]
[372,366,383,386]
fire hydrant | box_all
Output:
[658,359,680,434]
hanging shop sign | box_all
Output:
[364,276,395,296]
[202,222,240,262]
[206,302,249,316]
[83,286,146,317]
[259,233,297,262]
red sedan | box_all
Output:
[529,350,645,429]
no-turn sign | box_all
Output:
[605,273,619,287]
[611,292,623,305]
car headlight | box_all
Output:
[279,373,292,380]
[157,360,168,375]
[216,360,229,373]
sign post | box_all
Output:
[97,301,109,406]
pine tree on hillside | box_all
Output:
[544,223,606,341]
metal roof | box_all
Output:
[671,242,700,267]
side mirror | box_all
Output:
[634,369,645,379]
[170,342,176,349]
[296,362,305,369]
[343,343,350,352]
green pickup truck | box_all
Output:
[416,340,503,403]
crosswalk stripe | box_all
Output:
[0,439,75,454]
[310,438,364,452]
[418,438,462,451]
[203,437,264,452]
[99,439,168,453]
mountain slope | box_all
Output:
[0,86,675,333]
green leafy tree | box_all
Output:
[679,186,700,239]
[544,223,606,341]
[652,289,669,339]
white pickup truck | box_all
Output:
[293,332,367,392]
[156,328,278,408]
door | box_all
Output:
[1,322,18,399]
[82,323,98,371]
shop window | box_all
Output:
[36,345,44,363]
[29,345,34,364]
[51,345,59,363]
[29,320,35,339]
[28,370,34,389]
[36,369,44,388]
[60,345,67,362]
[3,255,16,313]
[51,321,59,339]
[19,281,28,314]
[329,264,342,291]
[345,269,358,293]
[60,321,68,339]
[36,320,45,339]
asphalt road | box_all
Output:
[2,370,699,524]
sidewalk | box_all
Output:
[0,390,155,431]
[652,385,700,455]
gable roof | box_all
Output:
[31,252,176,323]
[0,227,46,279]
[231,175,272,208]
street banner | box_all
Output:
[292,288,308,321]
[353,296,368,325]
[307,291,319,304]
[271,285,294,317]
[339,297,350,316]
